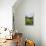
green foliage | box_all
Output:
[25,16,33,25]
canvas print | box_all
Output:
[25,16,33,25]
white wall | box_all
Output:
[13,0,41,46]
[41,0,46,46]
[0,0,17,30]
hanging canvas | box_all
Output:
[25,16,33,25]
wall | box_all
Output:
[41,0,46,46]
[13,0,41,46]
[0,0,17,30]
[0,0,17,39]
